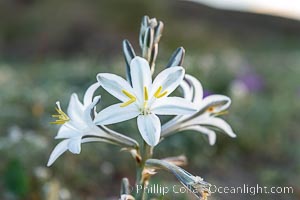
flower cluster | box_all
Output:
[48,15,236,200]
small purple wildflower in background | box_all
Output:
[237,71,265,92]
[297,88,300,98]
[203,90,213,98]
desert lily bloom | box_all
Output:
[162,74,236,145]
[145,159,211,200]
[94,56,197,146]
[48,83,138,166]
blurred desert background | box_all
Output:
[0,0,299,199]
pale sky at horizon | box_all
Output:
[186,0,300,20]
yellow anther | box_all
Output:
[154,86,162,97]
[154,86,168,98]
[144,86,149,101]
[120,89,136,107]
[122,89,136,99]
[51,102,70,124]
[120,99,136,107]
[157,90,168,98]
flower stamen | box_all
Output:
[141,101,151,115]
[143,101,148,109]
[120,89,136,107]
[120,99,136,107]
[51,102,70,124]
[122,89,136,99]
[207,106,228,116]
[214,110,229,116]
[144,86,149,101]
[207,106,214,112]
[154,86,168,98]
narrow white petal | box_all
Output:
[151,67,185,98]
[137,114,161,146]
[47,139,69,166]
[55,124,80,139]
[81,137,112,144]
[184,75,203,104]
[67,93,85,123]
[83,95,101,126]
[161,115,185,133]
[130,57,152,100]
[152,97,197,115]
[81,136,127,146]
[181,125,217,145]
[201,95,231,113]
[83,82,101,106]
[94,103,140,125]
[180,79,193,101]
[199,117,236,138]
[85,126,109,138]
[97,73,134,102]
[68,137,82,154]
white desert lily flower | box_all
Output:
[48,83,138,166]
[162,74,236,145]
[94,56,197,146]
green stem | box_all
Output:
[135,142,154,200]
[143,142,153,161]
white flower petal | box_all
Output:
[184,75,203,104]
[151,67,185,97]
[56,96,101,139]
[67,93,85,124]
[152,97,197,115]
[181,125,217,145]
[137,114,161,146]
[47,139,69,166]
[83,95,101,126]
[201,95,231,113]
[199,117,236,138]
[68,137,82,154]
[180,79,193,102]
[94,103,140,125]
[81,137,112,144]
[83,82,101,106]
[161,115,184,133]
[55,124,80,139]
[130,57,152,100]
[97,73,134,102]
